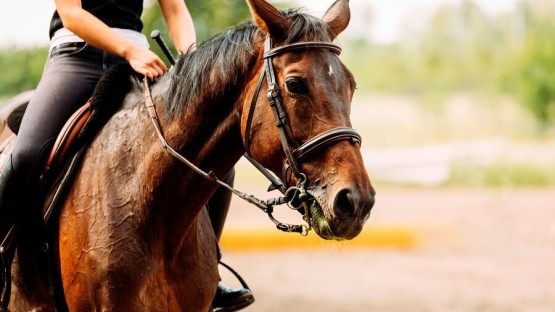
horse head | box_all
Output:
[242,0,376,240]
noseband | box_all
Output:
[244,36,362,192]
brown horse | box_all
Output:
[6,0,375,310]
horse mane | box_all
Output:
[165,8,334,118]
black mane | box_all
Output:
[165,8,334,117]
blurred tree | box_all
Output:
[504,1,555,124]
[348,2,508,95]
[0,47,48,99]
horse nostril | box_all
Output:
[334,188,375,218]
[334,189,356,216]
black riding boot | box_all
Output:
[208,169,254,312]
[0,156,24,311]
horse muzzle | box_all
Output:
[307,185,375,240]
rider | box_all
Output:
[0,0,252,310]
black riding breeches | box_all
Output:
[11,42,125,182]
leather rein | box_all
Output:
[143,36,362,235]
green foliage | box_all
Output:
[342,1,511,97]
[448,161,555,187]
[0,47,48,98]
[142,0,252,64]
[502,3,555,124]
[184,0,252,41]
[339,0,555,127]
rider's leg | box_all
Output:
[0,156,23,256]
[207,168,255,311]
[207,169,234,241]
[0,155,22,310]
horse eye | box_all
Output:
[285,77,308,95]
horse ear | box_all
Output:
[322,0,351,40]
[246,0,288,41]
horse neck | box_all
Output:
[152,78,246,178]
[152,34,267,174]
[142,67,255,249]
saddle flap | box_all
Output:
[44,101,91,173]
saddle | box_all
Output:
[0,100,92,222]
[0,100,91,176]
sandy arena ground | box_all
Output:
[219,185,555,312]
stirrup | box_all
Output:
[0,246,12,312]
[219,261,250,292]
[212,261,254,312]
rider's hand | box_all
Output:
[125,45,168,80]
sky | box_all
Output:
[296,0,518,44]
[0,0,519,48]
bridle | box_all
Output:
[143,36,362,235]
[244,37,361,193]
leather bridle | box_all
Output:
[243,36,361,193]
[143,36,362,235]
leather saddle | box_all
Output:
[0,97,92,222]
[0,99,91,171]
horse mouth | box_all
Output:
[303,190,368,241]
[304,196,341,240]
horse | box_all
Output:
[5,0,375,310]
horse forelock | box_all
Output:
[164,8,334,119]
[281,8,334,43]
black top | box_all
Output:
[49,0,143,39]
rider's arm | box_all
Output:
[54,0,167,79]
[158,0,197,54]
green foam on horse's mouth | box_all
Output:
[307,196,340,240]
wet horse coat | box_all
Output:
[7,0,375,310]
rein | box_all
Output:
[143,36,362,236]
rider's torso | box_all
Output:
[49,0,144,39]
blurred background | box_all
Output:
[1,0,554,311]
